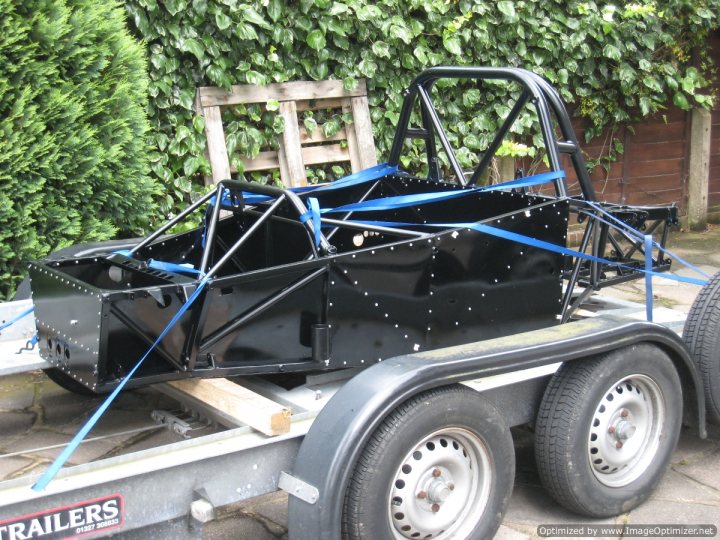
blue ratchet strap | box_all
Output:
[321,170,565,214]
[300,197,322,247]
[113,250,204,277]
[645,235,654,322]
[33,277,211,492]
[240,163,401,205]
[0,306,34,332]
[350,220,709,287]
[585,201,711,280]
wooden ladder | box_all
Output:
[196,79,378,187]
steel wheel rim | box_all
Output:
[388,427,493,539]
[587,374,665,487]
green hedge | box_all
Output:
[124,0,718,214]
[0,0,157,299]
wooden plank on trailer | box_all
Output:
[167,378,291,436]
[198,79,366,107]
[279,100,307,187]
[203,106,232,185]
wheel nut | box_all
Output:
[608,426,616,434]
[616,441,623,449]
[431,503,440,513]
[621,409,629,418]
[432,468,442,477]
[447,482,455,491]
[417,491,427,499]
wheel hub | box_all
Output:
[388,429,492,539]
[587,375,665,487]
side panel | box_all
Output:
[428,199,568,347]
[200,263,327,368]
[327,240,433,366]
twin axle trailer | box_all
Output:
[1,67,719,539]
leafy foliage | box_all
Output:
[124,0,718,210]
[0,0,157,299]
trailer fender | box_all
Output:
[286,315,704,540]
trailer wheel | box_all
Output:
[683,271,720,424]
[342,385,514,540]
[535,344,681,517]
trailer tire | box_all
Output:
[683,271,720,425]
[342,385,514,540]
[535,344,681,517]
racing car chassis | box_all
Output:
[28,67,677,393]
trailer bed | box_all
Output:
[0,292,694,538]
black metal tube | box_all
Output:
[199,183,226,274]
[324,181,382,242]
[560,218,595,322]
[530,75,597,201]
[421,105,441,181]
[283,190,327,256]
[469,91,531,186]
[416,86,467,185]
[199,267,327,352]
[320,217,427,238]
[130,189,216,254]
[109,306,186,371]
[205,195,286,278]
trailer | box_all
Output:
[1,67,719,539]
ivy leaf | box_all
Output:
[242,7,271,30]
[236,23,258,41]
[639,96,652,116]
[443,35,462,56]
[356,5,381,21]
[177,89,194,110]
[497,1,516,19]
[215,12,232,30]
[372,41,391,58]
[358,58,378,78]
[183,156,202,176]
[179,38,205,61]
[304,116,318,135]
[672,92,690,110]
[389,23,412,45]
[245,70,268,85]
[462,89,481,107]
[267,0,282,22]
[272,115,285,134]
[343,77,359,91]
[266,99,280,112]
[328,3,349,15]
[323,118,342,138]
[603,43,621,60]
[327,19,347,37]
[413,46,428,65]
[306,30,326,51]
[193,116,205,133]
[164,0,187,16]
